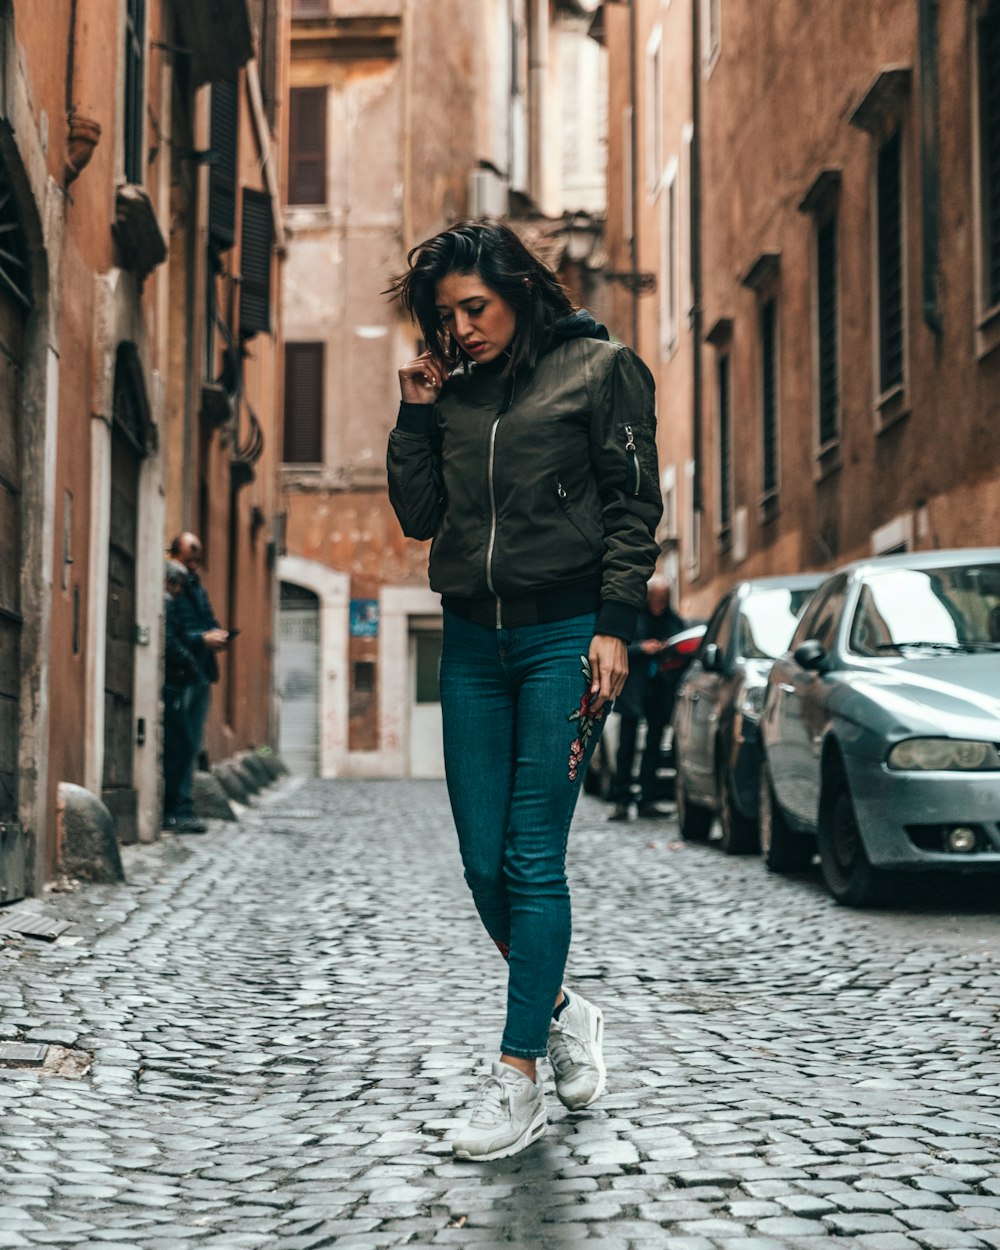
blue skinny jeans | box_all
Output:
[440,610,604,1059]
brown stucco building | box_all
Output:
[599,0,1000,617]
[0,0,286,901]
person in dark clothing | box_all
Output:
[608,577,685,820]
[169,532,229,833]
[162,561,200,831]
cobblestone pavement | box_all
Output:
[2,778,1000,1250]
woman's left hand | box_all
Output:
[588,634,628,715]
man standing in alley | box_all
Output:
[170,532,230,833]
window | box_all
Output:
[288,87,327,205]
[209,80,239,252]
[283,343,324,464]
[791,576,847,651]
[816,214,840,446]
[647,27,663,196]
[760,299,778,497]
[123,0,146,184]
[716,354,732,533]
[414,632,442,704]
[876,129,905,393]
[660,168,679,356]
[978,5,1000,311]
[239,189,274,338]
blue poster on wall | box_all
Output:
[350,599,380,638]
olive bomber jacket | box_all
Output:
[386,311,662,643]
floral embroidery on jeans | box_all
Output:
[567,655,607,781]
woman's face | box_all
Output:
[434,271,517,365]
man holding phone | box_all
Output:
[169,532,230,833]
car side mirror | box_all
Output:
[701,642,721,672]
[794,640,828,672]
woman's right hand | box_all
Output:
[399,350,447,404]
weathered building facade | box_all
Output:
[277,0,610,779]
[0,0,286,901]
[600,0,1000,616]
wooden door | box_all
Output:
[102,430,140,843]
[0,291,25,900]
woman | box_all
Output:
[387,221,661,1161]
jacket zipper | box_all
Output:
[624,424,641,496]
[486,373,517,628]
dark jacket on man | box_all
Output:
[387,311,662,642]
[174,570,221,683]
[164,593,199,690]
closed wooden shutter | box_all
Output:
[210,80,239,250]
[817,215,839,445]
[760,300,778,495]
[288,87,327,205]
[877,130,904,393]
[124,0,146,184]
[284,343,324,463]
[239,189,273,338]
[717,354,731,528]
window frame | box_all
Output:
[758,296,780,513]
[123,0,147,185]
[660,159,679,359]
[874,126,907,407]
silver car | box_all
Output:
[759,549,1000,906]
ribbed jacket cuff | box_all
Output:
[595,600,639,643]
[395,401,435,435]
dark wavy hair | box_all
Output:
[387,220,574,374]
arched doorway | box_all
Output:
[277,582,320,776]
[0,152,31,900]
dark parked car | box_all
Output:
[758,549,1000,906]
[584,624,706,802]
[672,575,825,852]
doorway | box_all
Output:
[277,582,320,776]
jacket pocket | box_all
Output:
[554,478,602,556]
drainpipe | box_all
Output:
[690,0,703,513]
[918,0,943,337]
[628,0,639,347]
[529,0,550,210]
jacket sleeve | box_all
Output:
[386,402,444,541]
[174,588,206,654]
[588,347,663,642]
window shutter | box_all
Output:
[284,344,324,463]
[760,300,778,495]
[980,7,1000,308]
[817,215,839,445]
[877,130,904,392]
[288,88,327,205]
[239,189,273,338]
[717,354,731,528]
[210,80,239,251]
[124,0,146,184]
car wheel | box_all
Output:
[818,770,886,908]
[758,758,814,873]
[717,758,759,855]
[676,754,713,842]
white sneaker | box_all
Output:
[452,1062,547,1161]
[547,989,606,1110]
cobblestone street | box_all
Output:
[2,777,1000,1249]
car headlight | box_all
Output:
[887,738,1000,771]
[739,683,767,719]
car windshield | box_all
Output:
[738,587,819,659]
[850,563,1000,656]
